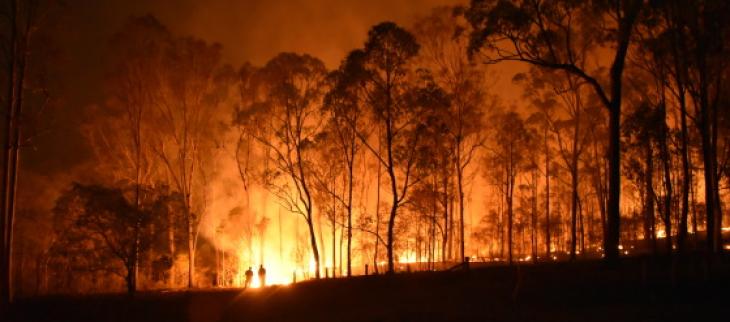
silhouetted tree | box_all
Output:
[339,23,423,273]
[323,58,368,276]
[88,15,171,289]
[150,34,226,287]
[623,102,662,253]
[679,0,729,252]
[1,0,54,305]
[517,67,592,260]
[413,6,488,263]
[466,0,644,262]
[238,53,328,278]
[484,110,534,264]
[51,183,183,294]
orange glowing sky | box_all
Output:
[23,0,524,210]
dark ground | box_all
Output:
[8,255,730,322]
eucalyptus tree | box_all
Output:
[466,0,644,262]
[623,101,663,253]
[639,1,693,253]
[484,110,534,265]
[518,73,558,259]
[151,35,226,288]
[678,0,729,252]
[322,56,369,276]
[1,0,54,305]
[336,22,425,273]
[627,32,677,254]
[517,68,592,260]
[89,15,170,289]
[237,53,328,278]
[413,7,487,263]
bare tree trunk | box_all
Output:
[670,9,691,252]
[497,191,500,259]
[578,197,585,254]
[307,216,321,279]
[710,96,722,253]
[677,77,691,253]
[346,149,354,277]
[456,140,465,263]
[187,206,195,288]
[507,164,514,265]
[4,4,30,302]
[126,262,136,295]
[690,165,699,248]
[544,127,551,259]
[385,110,399,273]
[0,0,19,306]
[645,140,657,254]
[604,1,641,263]
[442,173,449,262]
[331,176,336,277]
[570,163,578,261]
[168,209,175,286]
[374,155,381,274]
[698,64,717,253]
[339,214,344,276]
[569,91,581,261]
[659,101,673,255]
[531,168,538,263]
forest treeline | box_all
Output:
[1,0,729,301]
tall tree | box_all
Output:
[238,53,328,279]
[484,110,533,264]
[323,58,367,276]
[680,0,729,252]
[661,1,693,253]
[623,101,662,253]
[337,23,424,273]
[413,7,487,263]
[466,0,644,262]
[91,15,170,292]
[151,35,225,287]
[519,75,558,259]
[1,0,52,306]
[517,68,591,260]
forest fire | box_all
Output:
[2,0,730,321]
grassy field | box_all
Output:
[8,255,730,322]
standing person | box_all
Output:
[258,265,267,287]
[244,267,254,288]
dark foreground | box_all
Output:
[8,255,730,322]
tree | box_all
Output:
[623,101,662,253]
[517,67,592,260]
[484,110,534,264]
[519,74,558,260]
[89,14,170,289]
[335,22,424,273]
[679,0,729,252]
[151,33,226,288]
[660,1,693,253]
[466,0,644,262]
[311,126,346,277]
[1,0,53,306]
[405,73,454,263]
[322,58,368,276]
[237,53,328,279]
[413,6,487,263]
[51,183,182,294]
[626,27,677,254]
